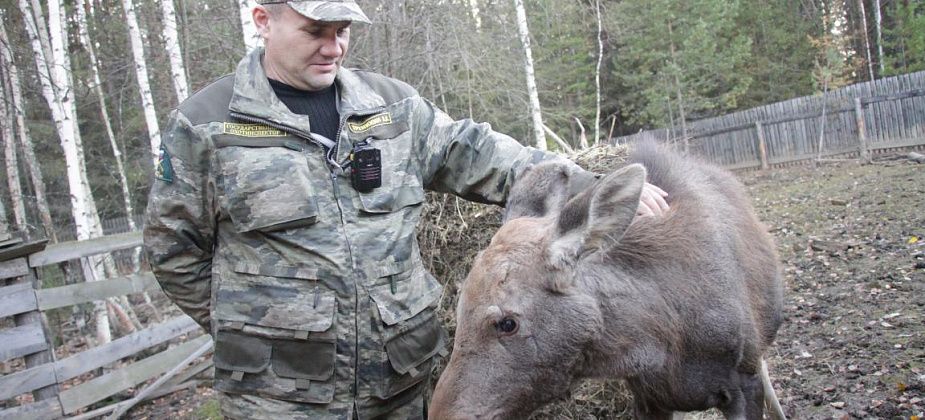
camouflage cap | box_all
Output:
[258,1,371,24]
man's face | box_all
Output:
[256,5,350,91]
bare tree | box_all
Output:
[856,0,875,80]
[592,0,602,148]
[160,0,190,101]
[21,0,114,344]
[122,0,163,164]
[75,0,142,270]
[512,0,546,151]
[872,0,884,74]
[0,16,56,242]
[0,65,27,231]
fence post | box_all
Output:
[854,97,872,164]
[755,121,769,170]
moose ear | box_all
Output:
[548,164,647,268]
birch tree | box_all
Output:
[122,0,162,163]
[873,0,884,74]
[239,0,260,52]
[512,0,546,150]
[160,0,189,101]
[75,0,142,270]
[0,16,56,242]
[857,0,875,80]
[21,0,114,344]
[0,69,27,231]
[592,0,602,148]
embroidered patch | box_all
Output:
[155,145,174,183]
[348,113,392,133]
[223,122,287,137]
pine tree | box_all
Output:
[608,0,753,132]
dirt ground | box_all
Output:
[127,156,925,419]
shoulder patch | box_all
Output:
[348,112,392,133]
[155,145,174,184]
[223,122,287,137]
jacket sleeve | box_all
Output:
[414,99,572,205]
[143,110,216,331]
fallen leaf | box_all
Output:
[909,236,920,244]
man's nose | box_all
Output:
[319,35,343,57]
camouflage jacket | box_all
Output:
[143,49,556,418]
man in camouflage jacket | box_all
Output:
[144,1,667,419]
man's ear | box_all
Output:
[547,164,646,268]
[253,6,272,39]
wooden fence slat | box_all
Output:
[34,272,157,311]
[54,315,201,381]
[0,363,57,401]
[0,257,29,280]
[0,283,38,318]
[28,231,142,268]
[58,335,212,414]
[0,397,63,420]
[0,323,47,362]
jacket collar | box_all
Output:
[228,48,387,135]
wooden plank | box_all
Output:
[0,323,47,362]
[0,282,38,318]
[0,397,63,420]
[10,271,58,401]
[0,258,29,280]
[35,272,158,311]
[58,335,212,414]
[0,363,57,401]
[105,339,213,419]
[55,315,201,381]
[28,231,142,268]
[0,240,48,263]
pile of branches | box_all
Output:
[418,145,637,418]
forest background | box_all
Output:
[0,0,924,260]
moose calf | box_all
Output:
[430,144,786,419]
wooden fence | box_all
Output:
[612,71,925,169]
[0,233,213,419]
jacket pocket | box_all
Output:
[215,141,320,232]
[212,264,337,404]
[367,262,447,399]
[347,105,425,214]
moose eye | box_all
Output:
[496,317,518,335]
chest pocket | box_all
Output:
[346,102,425,214]
[215,136,321,232]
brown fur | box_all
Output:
[430,144,783,419]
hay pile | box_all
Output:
[418,145,636,419]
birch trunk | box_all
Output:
[160,0,189,101]
[75,0,142,270]
[512,0,546,150]
[592,0,602,148]
[122,0,162,164]
[856,0,874,81]
[0,190,8,240]
[23,0,113,344]
[667,21,689,154]
[0,72,27,231]
[239,0,260,53]
[0,17,56,242]
[873,0,884,74]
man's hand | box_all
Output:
[637,182,669,217]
